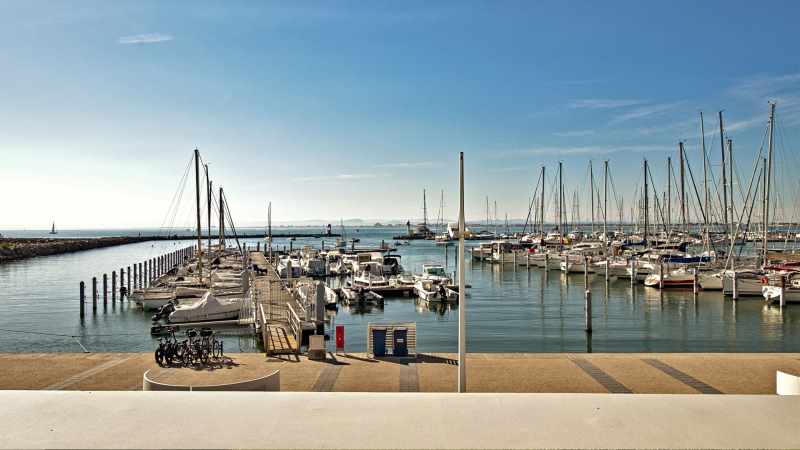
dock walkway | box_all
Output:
[250,251,307,355]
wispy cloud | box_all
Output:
[569,99,647,109]
[553,129,595,137]
[296,173,377,183]
[373,161,441,169]
[610,101,685,124]
[729,73,800,100]
[118,33,173,45]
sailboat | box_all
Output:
[49,222,57,235]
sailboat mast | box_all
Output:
[194,149,203,280]
[590,161,595,234]
[727,138,735,240]
[494,200,498,236]
[719,111,728,234]
[540,166,546,235]
[679,142,686,233]
[423,189,428,227]
[666,156,672,233]
[219,187,225,249]
[763,102,776,266]
[643,159,649,245]
[204,164,211,254]
[603,160,608,243]
[700,112,709,238]
[558,161,563,238]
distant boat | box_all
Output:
[49,222,57,235]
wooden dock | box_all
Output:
[250,251,311,355]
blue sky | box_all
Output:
[1,1,799,228]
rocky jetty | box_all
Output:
[0,237,154,263]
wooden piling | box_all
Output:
[79,281,85,317]
[780,275,786,308]
[127,266,131,294]
[111,271,116,303]
[102,273,108,305]
[585,289,592,333]
[692,270,698,295]
[732,271,739,300]
[92,277,97,312]
[659,262,664,289]
[120,268,126,300]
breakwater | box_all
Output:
[0,237,159,263]
[0,233,339,263]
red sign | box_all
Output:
[335,325,345,351]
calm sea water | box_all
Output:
[1,226,798,353]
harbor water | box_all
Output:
[1,227,799,353]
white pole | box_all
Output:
[458,151,466,393]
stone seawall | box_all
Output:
[0,237,157,263]
[0,232,341,262]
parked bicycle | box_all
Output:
[155,327,224,367]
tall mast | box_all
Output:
[643,159,649,245]
[485,196,489,231]
[204,164,211,254]
[194,148,203,280]
[719,111,728,233]
[603,160,608,243]
[422,189,428,227]
[558,161,563,236]
[700,112,709,240]
[727,138,735,240]
[589,161,595,234]
[679,142,686,233]
[666,156,672,233]
[763,102,776,266]
[494,200,498,236]
[218,187,224,249]
[267,201,272,250]
[540,166,546,235]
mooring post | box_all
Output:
[659,262,664,289]
[545,252,550,270]
[102,273,108,305]
[257,242,260,252]
[692,270,698,295]
[79,281,85,317]
[631,259,637,288]
[138,262,143,288]
[526,251,530,269]
[583,255,589,287]
[92,277,98,312]
[780,275,786,309]
[584,255,592,333]
[732,270,739,300]
[111,271,117,303]
[585,289,592,333]
[121,268,126,300]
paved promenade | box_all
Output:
[1,352,799,393]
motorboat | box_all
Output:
[416,264,451,284]
[352,262,390,289]
[414,279,440,302]
[168,292,242,323]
